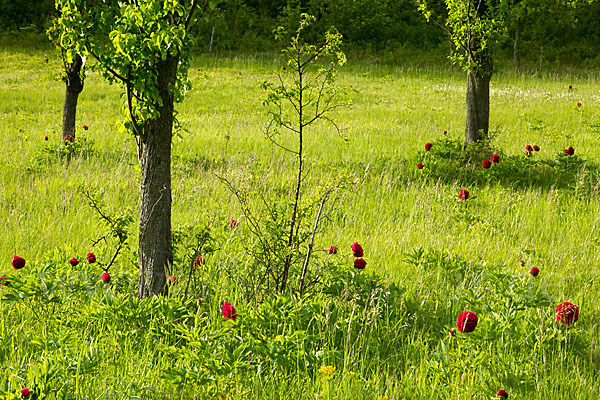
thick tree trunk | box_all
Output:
[514,19,522,72]
[137,55,178,298]
[465,69,491,146]
[62,54,84,140]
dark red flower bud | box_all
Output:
[354,258,367,269]
[459,189,470,200]
[496,389,508,398]
[86,252,96,263]
[490,154,500,164]
[482,159,491,169]
[328,246,338,255]
[351,242,364,257]
[69,258,79,266]
[11,255,26,270]
[222,301,237,320]
[425,142,432,151]
[556,302,579,326]
[529,266,539,277]
[417,162,423,169]
[456,311,478,333]
[102,272,111,284]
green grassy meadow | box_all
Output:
[1,37,600,399]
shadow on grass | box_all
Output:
[414,137,600,194]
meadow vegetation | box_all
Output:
[1,36,600,399]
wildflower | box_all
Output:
[564,146,575,156]
[86,252,96,263]
[529,266,539,277]
[0,275,8,286]
[456,311,478,333]
[577,102,581,107]
[533,145,540,151]
[69,258,79,266]
[568,84,572,89]
[193,254,204,268]
[449,328,456,336]
[82,124,89,130]
[318,365,336,375]
[443,130,447,135]
[230,219,239,229]
[168,275,177,284]
[328,246,338,255]
[417,162,423,169]
[459,189,470,200]
[425,142,433,151]
[525,145,533,152]
[351,242,364,257]
[556,302,579,327]
[21,388,31,398]
[101,272,111,284]
[44,135,48,141]
[482,159,491,169]
[11,255,26,270]
[222,301,237,321]
[65,134,73,142]
[490,153,500,164]
[497,389,508,398]
[354,258,367,270]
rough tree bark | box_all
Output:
[514,19,521,72]
[62,54,84,140]
[465,66,491,145]
[136,55,178,298]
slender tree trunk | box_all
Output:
[465,67,491,146]
[62,54,84,140]
[514,19,522,72]
[137,55,178,298]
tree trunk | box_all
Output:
[465,68,491,146]
[514,19,521,72]
[62,54,84,140]
[137,55,178,298]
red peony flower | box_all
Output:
[44,57,48,63]
[556,302,579,327]
[65,134,73,142]
[354,258,367,269]
[222,301,237,320]
[21,388,31,398]
[568,84,572,89]
[577,102,581,107]
[82,124,88,130]
[417,162,423,169]
[193,254,204,268]
[69,257,79,266]
[230,219,239,229]
[564,146,575,156]
[456,311,478,333]
[526,150,532,157]
[425,142,433,151]
[490,153,500,164]
[459,189,470,201]
[0,275,8,286]
[497,389,508,398]
[525,145,533,152]
[482,159,491,169]
[529,266,539,277]
[11,255,26,270]
[519,260,525,266]
[86,252,96,263]
[101,272,111,284]
[443,130,447,135]
[351,242,364,257]
[197,68,201,71]
[44,135,48,141]
[282,66,286,70]
[328,246,338,255]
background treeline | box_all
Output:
[3,0,600,69]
